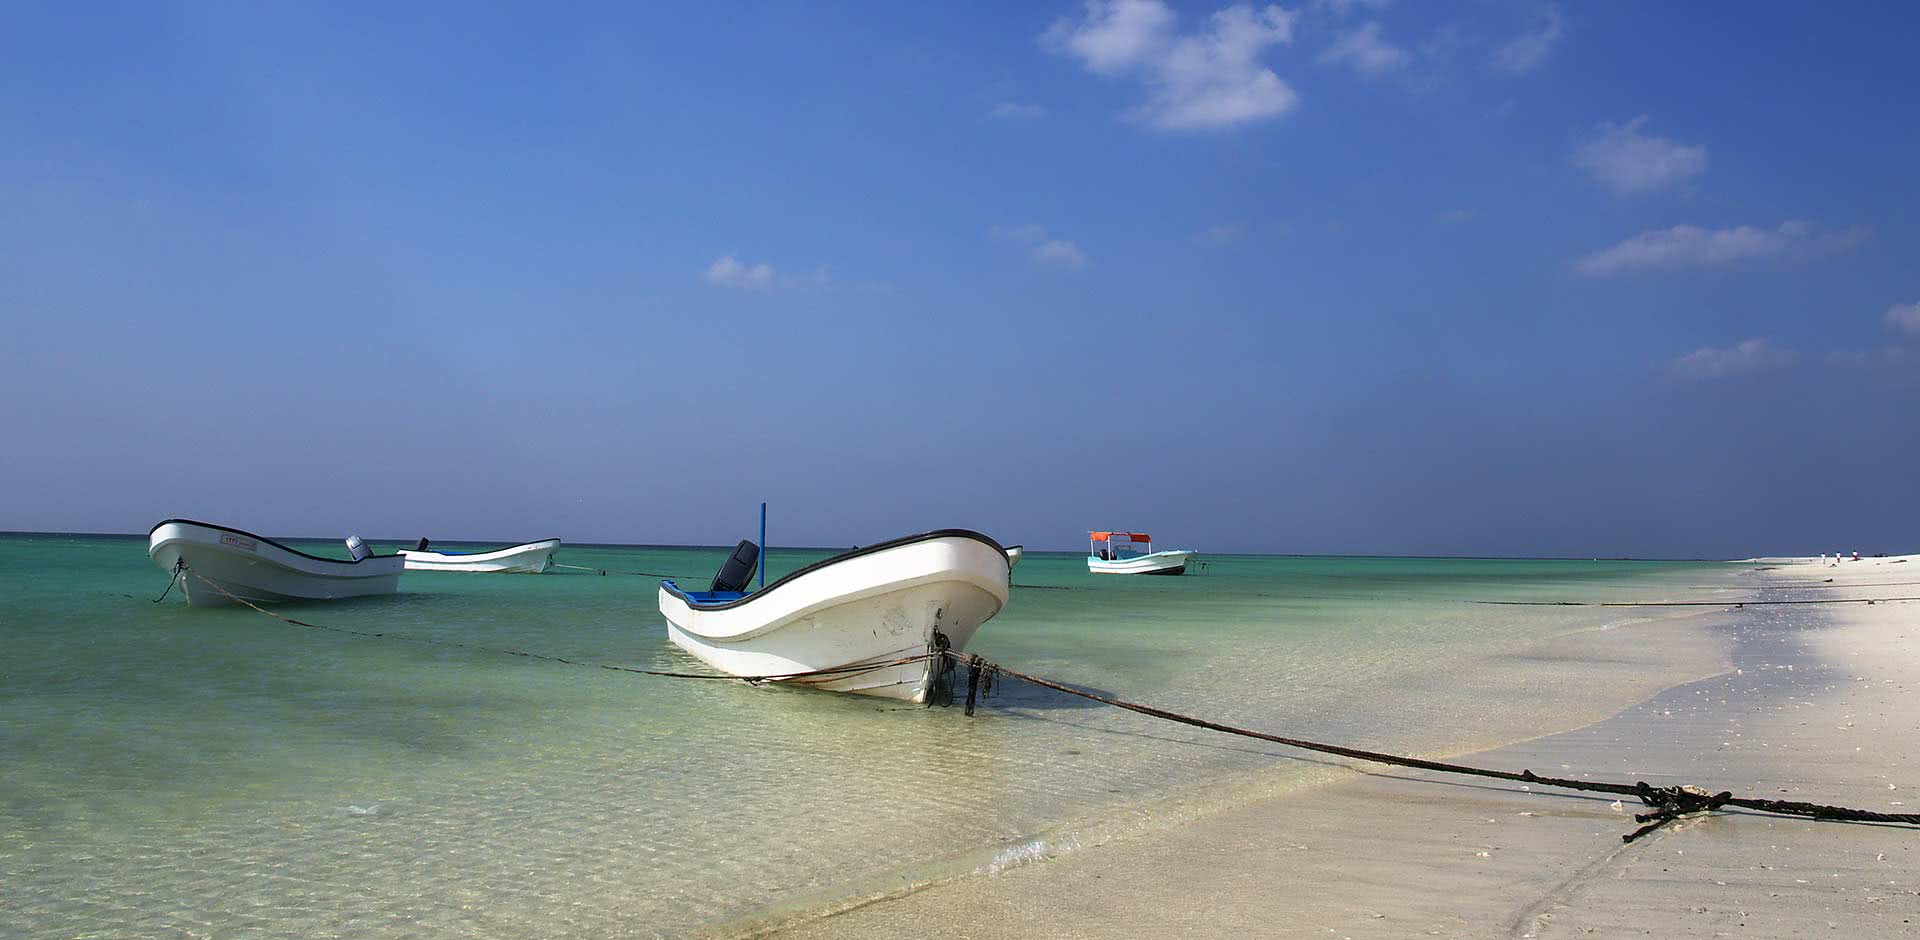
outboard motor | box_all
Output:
[413,537,430,551]
[709,539,760,593]
[345,535,372,561]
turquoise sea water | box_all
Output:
[0,534,1739,938]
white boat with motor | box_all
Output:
[1005,545,1024,568]
[657,529,1012,703]
[398,537,561,573]
[1086,530,1195,576]
[148,519,405,607]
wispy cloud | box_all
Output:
[1572,116,1708,195]
[1830,346,1920,386]
[1313,0,1392,14]
[1667,338,1787,380]
[1575,221,1864,276]
[1318,22,1407,75]
[1046,0,1300,131]
[705,256,831,290]
[1198,221,1249,244]
[704,255,776,289]
[1887,301,1920,336]
[994,224,1088,268]
[989,101,1046,120]
[1418,24,1469,65]
[1491,7,1562,73]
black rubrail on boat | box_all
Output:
[149,518,401,563]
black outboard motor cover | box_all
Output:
[414,538,431,551]
[710,540,760,593]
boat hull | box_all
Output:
[148,520,405,607]
[659,532,1010,703]
[398,539,560,573]
[1087,550,1194,576]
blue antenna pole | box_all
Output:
[758,501,767,589]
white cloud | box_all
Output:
[1667,338,1787,380]
[705,255,776,289]
[1046,0,1300,131]
[1492,8,1562,73]
[994,224,1088,268]
[1033,240,1089,267]
[1318,22,1406,75]
[990,101,1046,119]
[1887,301,1920,336]
[1050,0,1177,73]
[1572,117,1707,195]
[1574,221,1862,276]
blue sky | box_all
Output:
[2,1,1915,557]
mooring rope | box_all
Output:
[550,563,713,579]
[941,651,1920,843]
[1721,580,1920,590]
[151,559,183,603]
[173,562,936,685]
[159,562,1918,845]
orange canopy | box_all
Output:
[1089,531,1150,542]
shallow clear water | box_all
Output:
[0,534,1736,938]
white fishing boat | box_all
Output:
[398,537,560,573]
[1086,530,1195,576]
[148,519,404,607]
[1005,545,1024,568]
[658,529,1012,702]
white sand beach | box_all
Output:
[762,555,1920,939]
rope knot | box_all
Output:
[1623,783,1733,842]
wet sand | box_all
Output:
[759,556,1920,939]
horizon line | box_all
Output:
[0,528,1742,563]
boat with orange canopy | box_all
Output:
[1086,531,1195,576]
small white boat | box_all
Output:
[398,537,560,573]
[658,529,1012,702]
[148,519,404,607]
[1005,545,1025,568]
[1086,530,1195,576]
